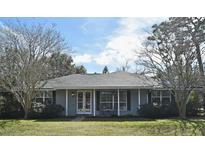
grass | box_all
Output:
[1,117,205,136]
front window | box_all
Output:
[120,91,127,111]
[44,91,53,104]
[100,91,113,111]
[151,90,171,106]
[35,91,53,105]
[161,90,171,105]
[35,92,44,104]
[100,90,127,111]
[152,90,161,106]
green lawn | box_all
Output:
[1,118,205,135]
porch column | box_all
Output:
[138,89,141,108]
[43,91,45,103]
[66,89,68,116]
[160,91,162,104]
[93,89,96,116]
[117,89,120,116]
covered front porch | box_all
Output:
[62,89,149,117]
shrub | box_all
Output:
[32,102,46,113]
[138,103,178,118]
[41,104,64,118]
[0,96,6,112]
[30,103,64,118]
[0,93,24,118]
[186,91,204,117]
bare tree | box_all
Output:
[116,59,131,72]
[139,21,201,118]
[167,17,205,103]
[0,23,67,119]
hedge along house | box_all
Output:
[39,72,174,116]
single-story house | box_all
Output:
[38,72,174,116]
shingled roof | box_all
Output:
[42,72,162,90]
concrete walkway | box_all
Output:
[71,116,85,121]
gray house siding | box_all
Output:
[68,91,77,116]
[55,89,150,116]
[56,90,66,115]
[130,89,138,115]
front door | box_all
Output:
[77,91,92,114]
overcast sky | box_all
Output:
[0,17,166,73]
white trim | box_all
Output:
[93,89,96,116]
[76,90,92,114]
[138,89,141,108]
[99,91,113,111]
[160,91,162,103]
[117,89,120,116]
[43,91,45,102]
[53,86,168,90]
[112,95,115,111]
[119,90,127,111]
[66,89,68,116]
[151,90,172,105]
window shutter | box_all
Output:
[127,90,131,111]
[171,92,175,103]
[52,91,56,104]
[96,91,100,111]
[148,90,152,104]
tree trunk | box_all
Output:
[175,96,187,119]
[23,100,31,119]
[196,44,204,76]
[24,109,29,119]
[179,104,186,119]
[195,43,205,105]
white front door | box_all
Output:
[77,91,92,114]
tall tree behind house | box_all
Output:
[102,66,109,74]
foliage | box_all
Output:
[42,104,64,118]
[30,104,64,118]
[74,65,87,74]
[164,17,205,105]
[0,96,5,112]
[138,103,178,118]
[102,66,109,74]
[32,102,46,113]
[47,52,86,79]
[0,93,23,118]
[0,22,67,119]
[186,91,204,116]
[140,18,201,118]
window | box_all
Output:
[35,91,53,104]
[161,91,171,105]
[100,90,127,111]
[100,91,113,111]
[151,90,171,106]
[119,91,127,111]
[77,92,83,110]
[151,90,161,106]
[35,92,44,104]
